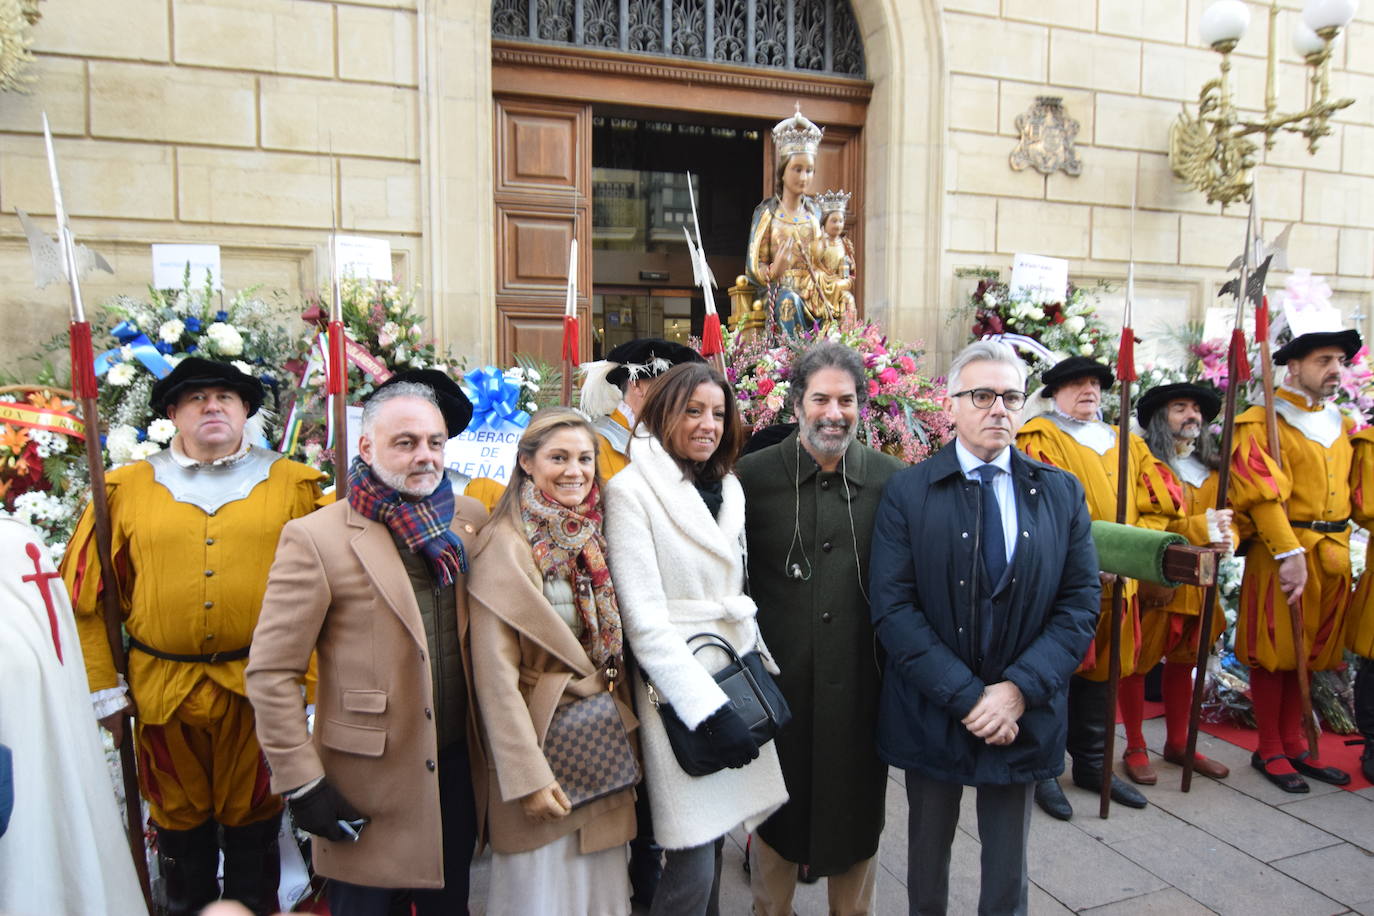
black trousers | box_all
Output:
[904,771,1032,916]
[327,743,477,916]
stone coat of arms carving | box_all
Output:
[1010,96,1083,177]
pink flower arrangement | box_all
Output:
[726,320,952,463]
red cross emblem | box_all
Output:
[22,541,63,664]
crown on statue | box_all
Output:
[815,189,851,215]
[772,103,824,162]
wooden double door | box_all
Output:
[491,46,871,365]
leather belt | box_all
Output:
[1290,519,1349,533]
[128,636,249,664]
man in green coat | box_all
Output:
[737,340,903,916]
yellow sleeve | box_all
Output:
[1228,420,1299,556]
[1015,421,1070,469]
[1350,431,1374,528]
[59,477,131,693]
[464,478,507,513]
[1134,439,1185,531]
[1169,507,1213,546]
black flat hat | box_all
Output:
[1039,355,1115,397]
[1136,382,1221,429]
[368,369,474,438]
[604,338,704,387]
[150,357,264,417]
[1272,329,1362,366]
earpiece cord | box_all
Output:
[783,434,813,581]
[840,451,869,605]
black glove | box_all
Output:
[699,704,759,769]
[288,779,367,842]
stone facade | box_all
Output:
[0,0,1368,372]
[939,0,1374,364]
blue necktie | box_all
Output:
[973,464,1007,590]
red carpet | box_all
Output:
[1198,719,1372,792]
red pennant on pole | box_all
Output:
[69,321,98,400]
[327,320,347,395]
[562,315,579,361]
[1116,326,1138,383]
[700,312,724,358]
[1255,295,1270,341]
[1229,327,1252,382]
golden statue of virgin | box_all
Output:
[746,105,824,337]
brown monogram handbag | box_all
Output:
[541,662,642,809]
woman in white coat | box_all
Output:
[604,361,788,916]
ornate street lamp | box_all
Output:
[1170,0,1358,208]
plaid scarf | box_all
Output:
[520,479,623,667]
[347,457,468,586]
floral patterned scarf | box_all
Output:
[519,478,623,667]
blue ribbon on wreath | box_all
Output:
[463,366,530,432]
[93,321,175,379]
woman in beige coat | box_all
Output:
[468,408,638,916]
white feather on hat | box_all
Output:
[579,360,622,420]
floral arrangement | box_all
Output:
[3,278,299,550]
[94,278,297,466]
[725,320,951,463]
[964,276,1116,390]
[280,278,464,476]
[0,387,87,559]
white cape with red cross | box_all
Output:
[0,517,144,916]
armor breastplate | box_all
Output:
[1274,397,1343,448]
[148,446,281,515]
[594,415,632,456]
[1172,454,1209,488]
[1047,413,1115,455]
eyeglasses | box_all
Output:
[951,388,1027,410]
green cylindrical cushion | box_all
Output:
[1090,520,1189,585]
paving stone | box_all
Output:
[1272,843,1374,908]
[1102,812,1345,915]
[1071,793,1195,848]
[1027,810,1169,911]
[1140,758,1343,862]
[1080,887,1217,914]
[1282,792,1374,852]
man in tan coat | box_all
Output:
[247,371,487,915]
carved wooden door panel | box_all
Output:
[493,96,592,365]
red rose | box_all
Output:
[757,377,775,397]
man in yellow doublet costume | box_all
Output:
[1130,382,1238,785]
[581,337,704,481]
[1346,426,1374,783]
[61,358,325,915]
[1015,357,1182,819]
[1229,329,1359,792]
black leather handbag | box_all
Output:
[646,632,792,777]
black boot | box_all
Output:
[155,819,220,916]
[1068,677,1148,810]
[1034,779,1073,820]
[629,780,663,906]
[1356,660,1374,784]
[221,812,282,916]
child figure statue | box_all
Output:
[807,189,856,331]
